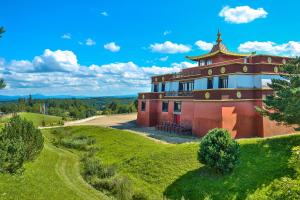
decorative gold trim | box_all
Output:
[274,66,279,73]
[142,94,145,99]
[267,57,272,63]
[220,67,226,74]
[208,69,213,75]
[186,50,251,61]
[242,65,248,72]
[205,92,210,99]
[155,77,158,82]
[282,59,286,64]
[236,91,242,99]
[159,94,162,99]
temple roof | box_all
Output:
[186,30,252,61]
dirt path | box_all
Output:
[45,142,109,200]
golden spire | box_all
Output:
[216,29,222,44]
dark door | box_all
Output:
[173,114,181,124]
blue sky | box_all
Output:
[0,0,299,96]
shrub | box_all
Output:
[58,135,96,150]
[289,146,300,175]
[0,116,44,173]
[132,192,149,200]
[198,128,240,174]
[247,177,300,200]
[112,176,133,200]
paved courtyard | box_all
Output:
[66,113,199,144]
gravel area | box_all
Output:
[68,113,199,144]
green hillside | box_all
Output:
[0,138,107,200]
[0,112,63,127]
[45,126,300,200]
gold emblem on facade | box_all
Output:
[220,67,226,74]
[236,91,242,99]
[274,66,279,73]
[142,94,145,99]
[155,77,158,82]
[162,77,164,81]
[282,59,286,64]
[242,65,248,72]
[159,94,162,99]
[267,57,272,63]
[208,69,212,76]
[205,92,210,99]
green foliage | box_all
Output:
[289,146,300,175]
[247,177,300,200]
[198,128,240,174]
[112,176,133,200]
[257,58,300,127]
[0,26,5,38]
[0,79,5,89]
[58,135,96,150]
[0,116,44,173]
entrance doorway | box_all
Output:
[173,114,181,124]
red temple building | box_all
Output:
[137,31,295,138]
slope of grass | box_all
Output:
[0,140,107,200]
[0,113,107,200]
[46,126,300,200]
[0,112,63,127]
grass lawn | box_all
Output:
[0,140,107,200]
[45,126,300,200]
[0,112,63,127]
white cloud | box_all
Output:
[61,33,71,40]
[86,38,96,46]
[6,49,79,73]
[159,56,168,61]
[238,41,300,56]
[219,6,268,24]
[101,11,108,16]
[150,41,191,54]
[104,42,120,52]
[163,30,171,36]
[0,49,195,96]
[195,40,213,51]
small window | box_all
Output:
[207,59,212,65]
[174,101,181,112]
[141,101,146,111]
[153,84,158,92]
[199,60,206,66]
[162,101,169,112]
[207,78,213,89]
[218,76,228,88]
[161,83,165,92]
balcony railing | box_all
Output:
[165,91,194,97]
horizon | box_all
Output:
[1,0,300,96]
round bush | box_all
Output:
[198,128,240,174]
[0,116,44,173]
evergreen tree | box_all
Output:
[257,58,300,127]
[0,26,5,89]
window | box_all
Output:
[161,83,165,92]
[218,76,228,88]
[199,60,206,66]
[179,81,194,91]
[207,78,213,89]
[207,59,212,65]
[141,101,146,111]
[174,101,181,112]
[162,101,168,112]
[153,84,158,92]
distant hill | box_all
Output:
[0,94,137,102]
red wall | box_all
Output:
[137,99,295,138]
